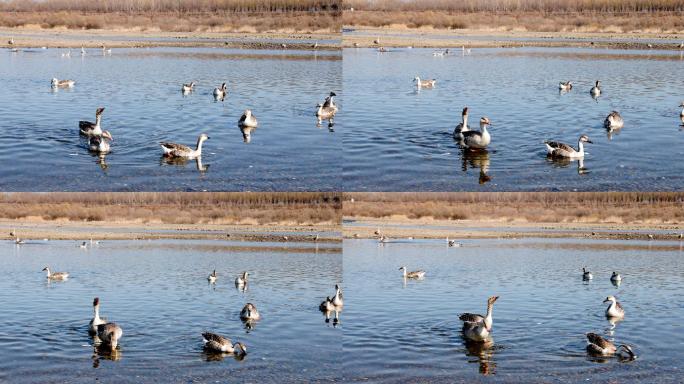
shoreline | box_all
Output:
[1,220,340,242]
[343,27,684,49]
[0,27,340,50]
[344,218,684,241]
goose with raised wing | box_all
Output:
[459,296,499,342]
[88,297,107,336]
[462,117,493,149]
[238,109,258,128]
[585,332,635,359]
[453,107,470,141]
[604,111,624,129]
[160,133,209,159]
[202,332,247,354]
[399,266,425,279]
[604,295,625,319]
[79,107,105,136]
[42,266,69,280]
[88,131,113,153]
[240,303,261,321]
[544,135,592,158]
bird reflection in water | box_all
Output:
[202,350,247,362]
[322,308,342,327]
[160,156,209,174]
[546,155,588,175]
[463,338,496,376]
[240,126,256,143]
[91,345,121,367]
[461,149,491,184]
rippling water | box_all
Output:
[0,239,342,383]
[343,238,684,382]
[342,47,684,191]
[0,47,341,191]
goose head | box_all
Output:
[198,133,210,142]
[96,107,105,116]
[480,117,492,127]
[235,342,248,354]
[603,295,617,303]
[579,135,592,144]
[413,76,420,82]
[487,296,499,305]
[93,297,100,307]
[42,266,50,272]
[595,80,601,87]
[329,91,336,97]
[618,344,636,359]
[462,107,469,116]
[244,109,253,117]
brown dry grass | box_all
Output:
[0,192,341,225]
[344,192,684,224]
[346,0,684,12]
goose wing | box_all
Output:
[544,141,575,152]
[615,301,624,312]
[160,142,192,155]
[459,312,484,323]
[79,121,95,131]
[202,332,230,345]
[586,333,612,349]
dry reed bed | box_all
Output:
[346,0,684,12]
[0,192,341,225]
[344,192,684,224]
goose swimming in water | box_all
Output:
[559,81,573,91]
[332,284,344,307]
[97,322,123,351]
[319,296,335,312]
[181,82,195,93]
[160,133,209,159]
[604,111,624,129]
[585,332,635,359]
[610,271,622,283]
[79,107,105,136]
[545,135,592,159]
[459,296,499,342]
[604,295,625,319]
[413,76,436,88]
[316,103,337,125]
[51,78,75,88]
[590,80,601,97]
[399,266,425,279]
[453,107,471,141]
[240,303,261,321]
[15,238,25,245]
[208,270,217,283]
[238,109,258,128]
[213,82,226,100]
[322,92,338,110]
[235,271,248,287]
[202,332,247,354]
[88,131,113,153]
[89,297,107,336]
[42,266,69,280]
[679,102,684,119]
[462,117,493,149]
[582,267,593,280]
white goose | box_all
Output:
[160,133,209,159]
[459,296,499,342]
[79,107,105,136]
[181,82,195,93]
[238,109,258,128]
[42,266,69,280]
[453,107,470,141]
[590,80,601,97]
[213,82,227,100]
[88,297,107,335]
[399,266,425,279]
[235,271,248,287]
[202,332,247,354]
[88,131,113,153]
[51,78,75,88]
[414,76,436,88]
[462,117,492,149]
[240,303,261,321]
[604,295,625,319]
[604,111,624,129]
[544,135,592,158]
[585,333,635,359]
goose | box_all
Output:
[582,267,593,280]
[207,270,217,283]
[235,271,248,287]
[447,237,462,247]
[8,37,14,45]
[240,303,261,321]
[332,284,344,307]
[88,297,107,336]
[679,102,684,119]
[462,117,493,149]
[80,47,86,55]
[399,266,425,279]
[559,81,573,91]
[585,333,635,359]
[316,103,336,124]
[202,332,247,354]
[413,76,436,88]
[610,271,622,283]
[238,109,258,128]
[88,131,113,153]
[590,80,601,97]
[14,237,25,245]
[101,45,111,54]
[604,295,625,319]
[373,38,380,45]
[79,107,105,136]
[322,91,337,110]
[320,296,335,312]
[79,241,88,248]
[160,133,209,159]
[459,296,499,342]
[51,78,75,88]
[453,107,470,141]
[181,82,195,93]
[604,111,624,129]
[544,135,592,159]
[213,82,227,100]
[97,322,123,351]
[42,266,69,280]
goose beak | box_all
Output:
[586,140,593,144]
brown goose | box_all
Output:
[544,135,592,159]
[459,296,499,342]
[604,111,624,129]
[238,109,258,128]
[240,303,261,321]
[42,266,69,280]
[586,333,635,358]
[88,131,113,153]
[97,322,123,351]
[202,332,247,354]
[160,133,209,158]
[399,266,425,279]
[79,107,105,136]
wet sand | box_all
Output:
[1,220,340,243]
[344,217,684,241]
[343,27,684,50]
[0,27,340,50]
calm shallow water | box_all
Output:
[343,238,684,383]
[0,239,342,383]
[342,47,684,191]
[0,47,341,191]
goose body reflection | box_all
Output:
[461,148,491,184]
[240,125,256,143]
